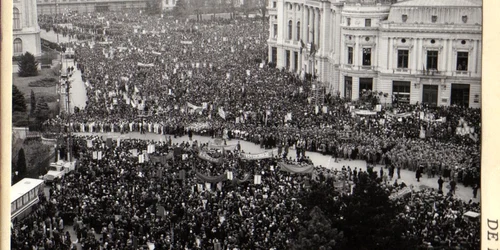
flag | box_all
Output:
[139,154,145,163]
[92,151,98,159]
[205,183,211,191]
[315,106,319,114]
[197,184,204,192]
[97,151,103,160]
[300,39,305,54]
[218,107,226,120]
[217,182,222,191]
[322,106,328,114]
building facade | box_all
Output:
[268,0,482,108]
[36,0,147,15]
[13,0,42,57]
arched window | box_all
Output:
[288,20,293,40]
[296,21,301,41]
[14,38,23,54]
[13,8,21,30]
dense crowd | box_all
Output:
[11,136,480,249]
[20,11,482,249]
[39,11,481,188]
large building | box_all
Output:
[36,0,147,14]
[268,0,482,108]
[13,0,42,58]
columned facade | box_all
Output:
[268,0,482,108]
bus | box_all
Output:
[11,178,45,222]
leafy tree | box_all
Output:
[16,148,27,181]
[30,89,36,114]
[293,206,345,250]
[173,0,188,18]
[34,97,51,123]
[17,52,39,77]
[12,85,27,113]
[146,0,162,14]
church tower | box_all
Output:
[13,0,41,57]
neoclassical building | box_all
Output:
[13,0,42,57]
[268,0,482,108]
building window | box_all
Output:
[359,78,373,92]
[347,18,351,26]
[288,20,293,40]
[294,51,298,71]
[273,24,278,39]
[365,19,371,27]
[13,8,21,30]
[397,50,409,68]
[402,14,408,22]
[392,81,411,103]
[347,47,353,65]
[431,15,437,23]
[427,50,438,70]
[456,52,468,71]
[296,21,300,41]
[462,15,468,23]
[272,1,276,8]
[271,47,277,63]
[285,50,290,69]
[14,38,23,54]
[345,76,352,100]
[362,48,371,66]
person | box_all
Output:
[472,184,478,198]
[449,179,457,195]
[437,176,444,193]
[397,167,401,179]
[416,168,422,182]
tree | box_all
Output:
[16,148,27,181]
[34,97,51,123]
[146,0,162,14]
[12,85,27,113]
[173,0,188,19]
[30,90,36,114]
[293,206,345,250]
[17,52,39,77]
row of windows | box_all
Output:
[401,14,468,24]
[11,188,38,214]
[346,18,371,27]
[346,47,469,71]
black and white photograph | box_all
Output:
[7,0,485,249]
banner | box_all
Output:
[137,62,155,67]
[198,151,222,164]
[147,144,156,154]
[278,162,314,174]
[195,171,227,183]
[254,175,262,185]
[240,149,278,160]
[187,102,204,112]
[386,112,412,119]
[87,139,93,148]
[388,187,412,200]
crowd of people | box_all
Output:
[21,10,482,249]
[11,135,480,249]
[39,11,481,189]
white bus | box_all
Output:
[11,178,45,222]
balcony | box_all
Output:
[453,71,471,77]
[393,68,411,74]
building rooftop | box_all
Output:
[392,0,481,7]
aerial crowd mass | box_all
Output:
[11,11,480,250]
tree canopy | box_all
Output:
[12,85,27,113]
[17,52,39,77]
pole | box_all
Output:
[66,80,71,162]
